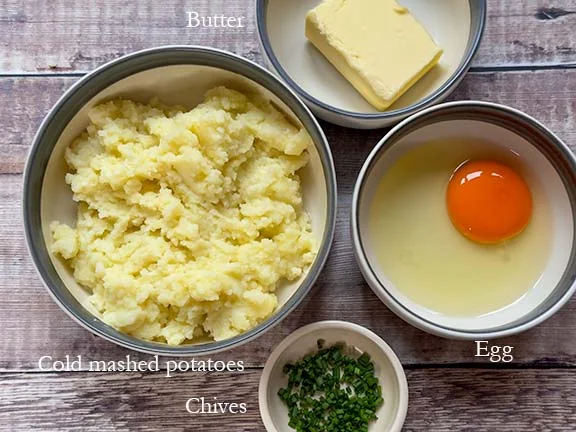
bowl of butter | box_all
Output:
[256,0,487,129]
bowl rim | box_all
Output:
[258,320,409,432]
[351,100,576,339]
[23,45,338,356]
[255,0,487,120]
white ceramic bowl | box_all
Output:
[259,321,408,432]
[23,46,337,356]
[352,101,576,339]
[256,0,486,129]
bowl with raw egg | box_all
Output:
[256,0,486,129]
[352,101,576,339]
[23,46,337,355]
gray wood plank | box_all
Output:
[2,68,576,369]
[0,78,72,174]
[1,369,575,431]
[480,1,576,68]
[0,0,575,74]
[2,69,575,174]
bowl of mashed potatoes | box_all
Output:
[24,46,337,355]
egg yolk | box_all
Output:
[446,160,532,244]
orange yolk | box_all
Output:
[446,160,532,244]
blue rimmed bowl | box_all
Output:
[352,101,576,339]
[256,0,487,129]
[23,46,337,356]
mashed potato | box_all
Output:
[50,87,317,345]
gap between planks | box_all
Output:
[3,362,576,375]
[0,63,575,79]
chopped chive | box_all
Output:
[277,340,384,432]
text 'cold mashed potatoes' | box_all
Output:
[50,87,318,345]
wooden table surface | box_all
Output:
[1,1,576,430]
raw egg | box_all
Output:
[446,160,532,244]
[369,140,551,317]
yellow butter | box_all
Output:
[306,0,443,110]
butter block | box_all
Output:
[306,0,443,110]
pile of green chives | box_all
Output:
[278,340,383,432]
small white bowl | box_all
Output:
[256,0,486,129]
[352,101,576,339]
[259,321,408,432]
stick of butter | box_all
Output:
[306,0,443,110]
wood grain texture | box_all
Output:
[2,1,576,430]
[0,0,576,74]
[1,69,575,370]
[1,369,575,431]
[2,68,575,173]
[0,78,72,174]
[0,0,262,73]
[480,1,576,67]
